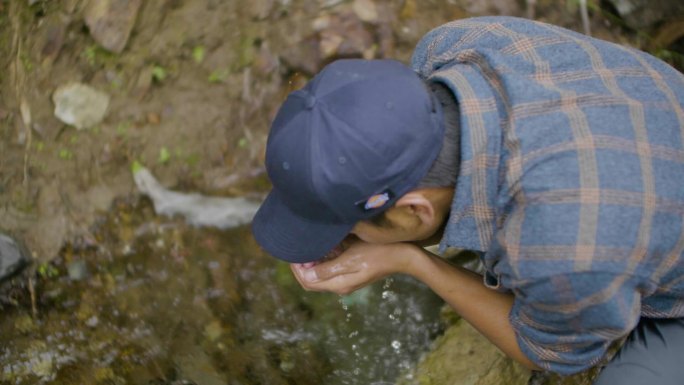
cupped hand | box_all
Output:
[290,241,421,295]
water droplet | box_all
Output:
[282,161,290,170]
[385,101,394,110]
[338,156,347,164]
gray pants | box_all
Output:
[594,318,684,385]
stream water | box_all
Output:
[0,196,445,385]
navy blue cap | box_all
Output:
[252,59,444,263]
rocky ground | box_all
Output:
[0,0,683,384]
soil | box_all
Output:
[0,0,682,270]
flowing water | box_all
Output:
[0,196,445,385]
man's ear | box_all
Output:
[394,191,436,227]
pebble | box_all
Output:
[84,0,142,53]
[67,260,89,281]
[52,83,110,130]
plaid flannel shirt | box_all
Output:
[412,16,684,374]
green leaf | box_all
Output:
[158,147,171,164]
[192,46,206,63]
[58,149,73,160]
[131,160,144,174]
[38,263,59,279]
[152,66,168,82]
[237,137,248,148]
[208,69,229,83]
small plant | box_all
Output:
[131,160,144,174]
[158,147,171,164]
[192,46,206,64]
[116,122,130,137]
[208,69,229,83]
[58,149,73,160]
[152,66,168,82]
[37,262,59,279]
[82,45,114,66]
[83,45,98,66]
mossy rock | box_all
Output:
[399,317,531,385]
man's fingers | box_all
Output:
[300,271,364,295]
[291,262,364,294]
[311,256,361,281]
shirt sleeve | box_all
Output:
[509,271,642,374]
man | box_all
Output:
[252,16,684,384]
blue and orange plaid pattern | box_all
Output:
[412,16,684,374]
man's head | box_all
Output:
[252,59,446,263]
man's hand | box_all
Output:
[290,241,421,295]
[291,240,541,371]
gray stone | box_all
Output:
[52,82,110,130]
[0,233,30,282]
[84,0,142,53]
[67,260,89,281]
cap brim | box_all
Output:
[252,190,354,263]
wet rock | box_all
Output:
[605,0,684,29]
[0,233,30,283]
[401,310,600,385]
[67,259,89,281]
[14,314,37,334]
[84,0,142,53]
[85,315,99,328]
[52,82,110,130]
[176,345,226,385]
[399,317,530,385]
